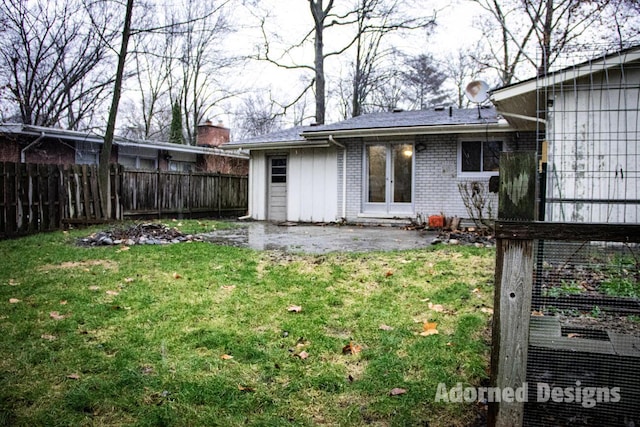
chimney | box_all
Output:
[197,119,230,147]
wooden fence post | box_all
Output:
[489,152,537,427]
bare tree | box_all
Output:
[350,0,435,116]
[174,0,234,145]
[441,47,487,108]
[471,0,616,84]
[99,0,134,217]
[0,0,116,129]
[124,27,173,140]
[234,93,283,139]
[255,0,434,124]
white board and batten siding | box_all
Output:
[547,67,639,223]
[248,148,338,222]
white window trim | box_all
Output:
[457,139,502,178]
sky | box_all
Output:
[214,0,488,131]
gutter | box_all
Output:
[302,121,513,140]
[221,141,331,150]
[498,112,547,125]
[329,135,347,220]
[21,132,45,163]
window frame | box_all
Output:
[119,154,158,170]
[457,139,503,178]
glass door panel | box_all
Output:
[392,144,412,203]
[367,145,386,203]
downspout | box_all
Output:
[328,135,347,220]
[21,132,46,163]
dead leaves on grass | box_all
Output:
[389,387,407,396]
[342,341,362,355]
[287,305,302,313]
[420,322,439,336]
[49,311,68,320]
[295,350,309,360]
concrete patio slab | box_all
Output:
[201,221,436,254]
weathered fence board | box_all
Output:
[120,169,247,218]
[1,162,248,238]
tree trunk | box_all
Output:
[310,0,329,125]
[98,0,134,218]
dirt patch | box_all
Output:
[39,260,118,271]
[556,313,640,337]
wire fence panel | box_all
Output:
[526,238,640,426]
[537,46,640,223]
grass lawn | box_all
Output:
[0,220,495,426]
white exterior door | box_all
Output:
[363,143,414,215]
[267,156,287,221]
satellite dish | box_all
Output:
[464,80,490,104]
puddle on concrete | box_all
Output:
[201,222,435,254]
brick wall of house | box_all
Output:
[197,154,249,175]
[25,140,77,164]
[339,131,536,223]
[344,139,363,221]
[0,139,20,162]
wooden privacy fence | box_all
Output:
[120,169,248,218]
[1,162,248,238]
[0,163,121,237]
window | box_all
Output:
[460,140,502,174]
[270,158,286,183]
[168,160,192,172]
[75,141,100,165]
[119,155,158,170]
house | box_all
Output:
[222,106,537,224]
[491,45,640,223]
[0,121,249,175]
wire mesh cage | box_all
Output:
[521,44,640,426]
[536,44,640,223]
[525,239,640,426]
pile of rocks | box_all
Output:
[78,223,202,246]
[431,231,496,248]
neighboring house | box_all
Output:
[0,121,249,175]
[491,45,640,223]
[223,106,537,224]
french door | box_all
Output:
[364,143,413,214]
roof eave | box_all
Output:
[492,48,640,101]
[3,124,248,158]
[221,141,331,150]
[303,122,514,139]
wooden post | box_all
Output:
[489,151,537,427]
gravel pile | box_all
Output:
[431,231,496,248]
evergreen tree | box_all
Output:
[169,101,185,144]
